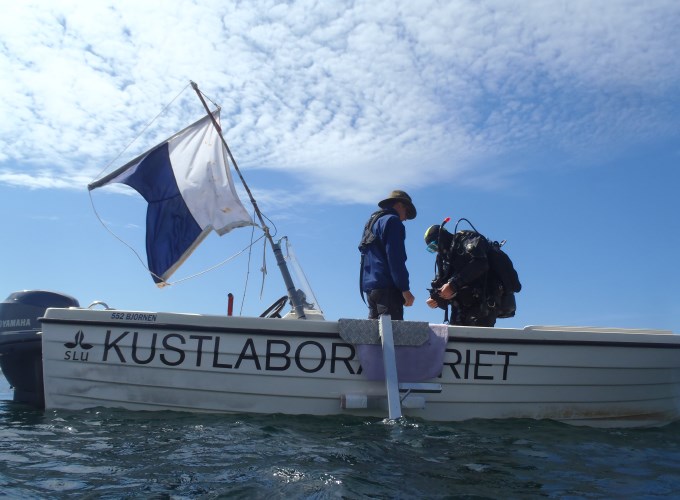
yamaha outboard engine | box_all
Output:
[0,290,79,408]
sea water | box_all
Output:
[1,374,679,499]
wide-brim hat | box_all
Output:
[378,190,417,220]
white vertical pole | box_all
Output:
[379,314,402,419]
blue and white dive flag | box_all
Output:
[90,112,254,285]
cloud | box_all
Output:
[1,0,678,204]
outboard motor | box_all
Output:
[0,290,79,408]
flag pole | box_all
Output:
[190,81,306,320]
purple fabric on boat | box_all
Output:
[357,324,449,381]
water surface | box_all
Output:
[1,377,679,498]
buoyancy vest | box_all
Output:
[358,209,390,303]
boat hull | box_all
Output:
[40,308,680,428]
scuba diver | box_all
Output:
[424,220,503,327]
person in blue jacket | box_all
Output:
[359,190,416,320]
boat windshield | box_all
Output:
[282,237,324,318]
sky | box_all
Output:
[0,0,678,333]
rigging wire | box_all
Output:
[92,83,191,182]
[170,233,265,285]
[87,193,164,283]
[259,234,268,299]
[240,207,258,315]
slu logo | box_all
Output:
[63,330,93,361]
[64,330,93,349]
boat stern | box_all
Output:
[0,290,79,407]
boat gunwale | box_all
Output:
[39,312,680,350]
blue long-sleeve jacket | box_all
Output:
[361,209,410,293]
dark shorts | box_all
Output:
[367,288,404,320]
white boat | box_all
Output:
[35,304,680,428]
[3,287,679,428]
[2,82,679,428]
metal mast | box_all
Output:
[190,81,306,320]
